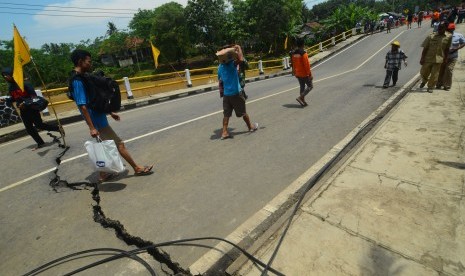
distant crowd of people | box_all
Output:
[381,6,465,93]
[355,4,465,35]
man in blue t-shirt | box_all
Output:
[217,45,258,140]
[436,23,465,90]
[70,50,153,181]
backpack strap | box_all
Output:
[68,70,90,100]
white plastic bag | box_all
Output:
[84,137,125,173]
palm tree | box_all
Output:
[106,22,118,36]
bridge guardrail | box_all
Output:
[40,28,360,109]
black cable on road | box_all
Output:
[22,248,156,276]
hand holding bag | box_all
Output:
[23,96,49,111]
[84,137,125,173]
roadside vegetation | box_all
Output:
[0,0,460,94]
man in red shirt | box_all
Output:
[432,10,440,27]
[291,38,313,107]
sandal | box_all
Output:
[249,122,259,132]
[296,97,305,107]
[134,165,154,176]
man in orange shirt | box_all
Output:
[291,38,313,107]
[432,9,440,27]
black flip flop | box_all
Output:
[135,165,154,176]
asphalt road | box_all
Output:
[0,25,432,275]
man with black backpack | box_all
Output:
[69,49,153,181]
[1,67,64,150]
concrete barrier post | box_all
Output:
[185,69,193,87]
[123,77,134,99]
[285,57,290,69]
[352,28,356,35]
[319,42,323,52]
[258,60,264,75]
[342,32,346,40]
[282,57,287,70]
[35,89,49,116]
[331,36,336,45]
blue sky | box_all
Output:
[1,0,326,49]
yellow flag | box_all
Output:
[284,35,288,50]
[13,25,31,92]
[150,42,161,69]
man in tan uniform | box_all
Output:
[419,22,452,93]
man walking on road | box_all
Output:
[69,49,153,181]
[436,23,465,90]
[217,45,258,140]
[291,38,313,107]
[1,67,64,150]
[419,22,452,93]
[383,41,408,88]
[417,11,424,27]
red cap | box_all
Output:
[448,23,455,30]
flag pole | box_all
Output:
[13,24,67,148]
[150,39,183,79]
[30,58,68,148]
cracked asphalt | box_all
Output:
[0,25,442,275]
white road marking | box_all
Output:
[0,32,407,193]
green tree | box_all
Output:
[185,0,227,55]
[0,40,14,94]
[106,22,118,36]
[129,9,157,40]
[100,31,130,55]
[224,0,252,45]
[246,0,302,54]
[151,2,191,63]
[322,3,377,33]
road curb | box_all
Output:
[189,73,421,275]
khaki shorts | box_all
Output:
[99,125,122,144]
[223,94,246,117]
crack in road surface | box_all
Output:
[47,140,192,276]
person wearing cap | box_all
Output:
[436,23,465,90]
[0,67,64,150]
[419,21,452,92]
[216,44,258,140]
[383,41,408,88]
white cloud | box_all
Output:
[27,0,187,47]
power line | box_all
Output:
[0,6,135,15]
[0,1,140,11]
[0,11,132,18]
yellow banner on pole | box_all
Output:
[150,42,161,69]
[13,25,31,92]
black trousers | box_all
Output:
[297,76,313,97]
[383,69,399,87]
[20,108,58,146]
